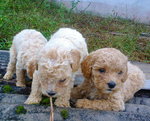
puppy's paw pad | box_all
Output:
[3,74,12,80]
[16,82,26,87]
[55,101,70,107]
[25,98,41,104]
[76,99,88,108]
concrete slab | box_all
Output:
[0,93,150,121]
[55,0,150,24]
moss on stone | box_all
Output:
[40,96,57,106]
[60,109,69,119]
[15,105,27,114]
[2,85,13,93]
[40,97,50,106]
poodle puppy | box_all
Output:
[3,29,47,87]
[25,28,88,107]
[71,48,145,111]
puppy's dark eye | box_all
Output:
[99,68,106,73]
[59,79,66,83]
[118,71,123,75]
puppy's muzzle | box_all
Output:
[47,91,56,96]
[107,81,116,89]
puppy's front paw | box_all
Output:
[76,99,90,108]
[55,100,70,107]
[16,81,26,87]
[3,73,12,80]
[25,96,41,104]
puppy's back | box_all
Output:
[50,28,84,41]
[123,62,145,101]
[48,28,88,59]
[13,29,46,52]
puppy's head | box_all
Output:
[81,48,128,93]
[37,49,81,97]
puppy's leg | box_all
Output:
[55,88,71,107]
[16,67,26,87]
[25,71,42,104]
[55,81,74,107]
[3,45,16,80]
[76,98,125,111]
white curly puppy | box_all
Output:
[25,28,88,107]
[3,29,47,87]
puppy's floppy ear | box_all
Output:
[70,49,81,72]
[81,53,97,79]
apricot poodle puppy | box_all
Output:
[25,28,88,107]
[71,48,145,111]
[3,29,47,87]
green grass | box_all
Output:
[60,109,69,119]
[40,96,56,106]
[0,0,150,63]
[2,85,13,93]
[40,97,50,106]
[15,105,27,114]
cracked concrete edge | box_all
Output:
[0,50,9,53]
[143,80,150,90]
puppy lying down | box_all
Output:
[3,29,47,87]
[25,28,88,107]
[71,48,145,111]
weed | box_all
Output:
[2,85,13,93]
[70,0,80,13]
[60,109,69,119]
[15,105,27,114]
[40,97,50,106]
[40,96,56,106]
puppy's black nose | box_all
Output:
[107,81,116,88]
[47,91,56,96]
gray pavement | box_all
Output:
[0,50,150,121]
[0,93,150,121]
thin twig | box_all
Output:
[50,97,54,121]
[81,2,91,13]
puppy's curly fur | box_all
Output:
[71,48,145,111]
[25,28,88,107]
[3,29,47,87]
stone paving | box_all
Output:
[0,51,9,78]
[0,50,150,121]
[0,93,150,121]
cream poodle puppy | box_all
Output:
[71,48,145,111]
[25,28,88,107]
[3,29,47,87]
